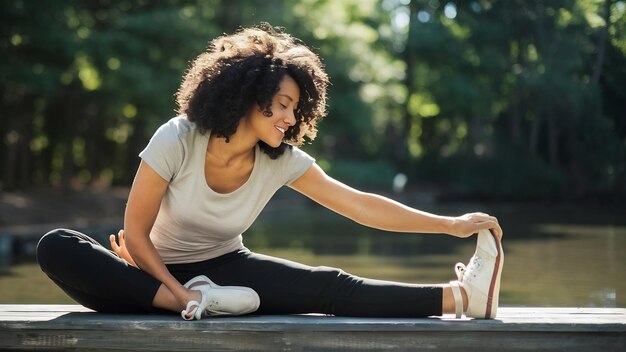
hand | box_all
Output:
[109,230,138,267]
[448,212,503,241]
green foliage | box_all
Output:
[418,146,568,199]
[326,159,398,191]
[397,0,626,199]
[1,0,625,200]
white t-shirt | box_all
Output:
[138,116,315,264]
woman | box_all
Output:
[37,24,503,320]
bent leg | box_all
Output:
[168,250,443,317]
[37,228,162,313]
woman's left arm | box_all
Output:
[290,163,502,240]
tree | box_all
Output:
[1,0,625,199]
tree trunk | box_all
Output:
[3,137,18,190]
[591,0,612,84]
[61,138,74,192]
[397,0,419,168]
[547,114,559,167]
[2,116,32,190]
[18,124,31,188]
[510,99,522,145]
[529,110,542,156]
[510,39,524,145]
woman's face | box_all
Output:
[246,75,300,148]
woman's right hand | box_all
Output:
[448,212,503,241]
[109,230,138,267]
[110,230,201,315]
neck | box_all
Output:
[207,120,257,163]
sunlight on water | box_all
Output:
[502,224,625,307]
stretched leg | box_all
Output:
[37,228,173,313]
[168,250,446,317]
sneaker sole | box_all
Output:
[484,228,504,318]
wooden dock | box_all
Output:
[1,305,624,351]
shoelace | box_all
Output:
[454,263,465,281]
[455,255,483,283]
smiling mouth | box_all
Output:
[275,126,286,134]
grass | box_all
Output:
[0,263,74,304]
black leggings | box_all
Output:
[36,228,442,317]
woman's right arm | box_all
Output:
[123,160,192,308]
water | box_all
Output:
[1,197,624,307]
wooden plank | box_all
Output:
[1,305,625,351]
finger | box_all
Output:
[475,221,502,240]
[109,234,119,251]
[118,230,125,245]
[494,224,503,240]
[475,213,498,223]
[487,223,503,241]
[482,214,498,223]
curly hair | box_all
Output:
[176,23,329,159]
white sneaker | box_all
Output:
[449,228,504,319]
[181,275,260,320]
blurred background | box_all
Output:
[1,0,625,308]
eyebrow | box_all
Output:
[276,94,294,102]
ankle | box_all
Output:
[185,289,202,306]
[445,282,465,317]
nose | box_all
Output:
[284,110,296,126]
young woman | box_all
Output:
[37,24,503,320]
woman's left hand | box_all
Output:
[448,212,503,241]
[109,229,138,267]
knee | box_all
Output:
[312,266,363,292]
[312,266,348,282]
[36,228,74,270]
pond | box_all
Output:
[0,191,624,308]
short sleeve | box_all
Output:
[138,120,185,181]
[278,146,316,185]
